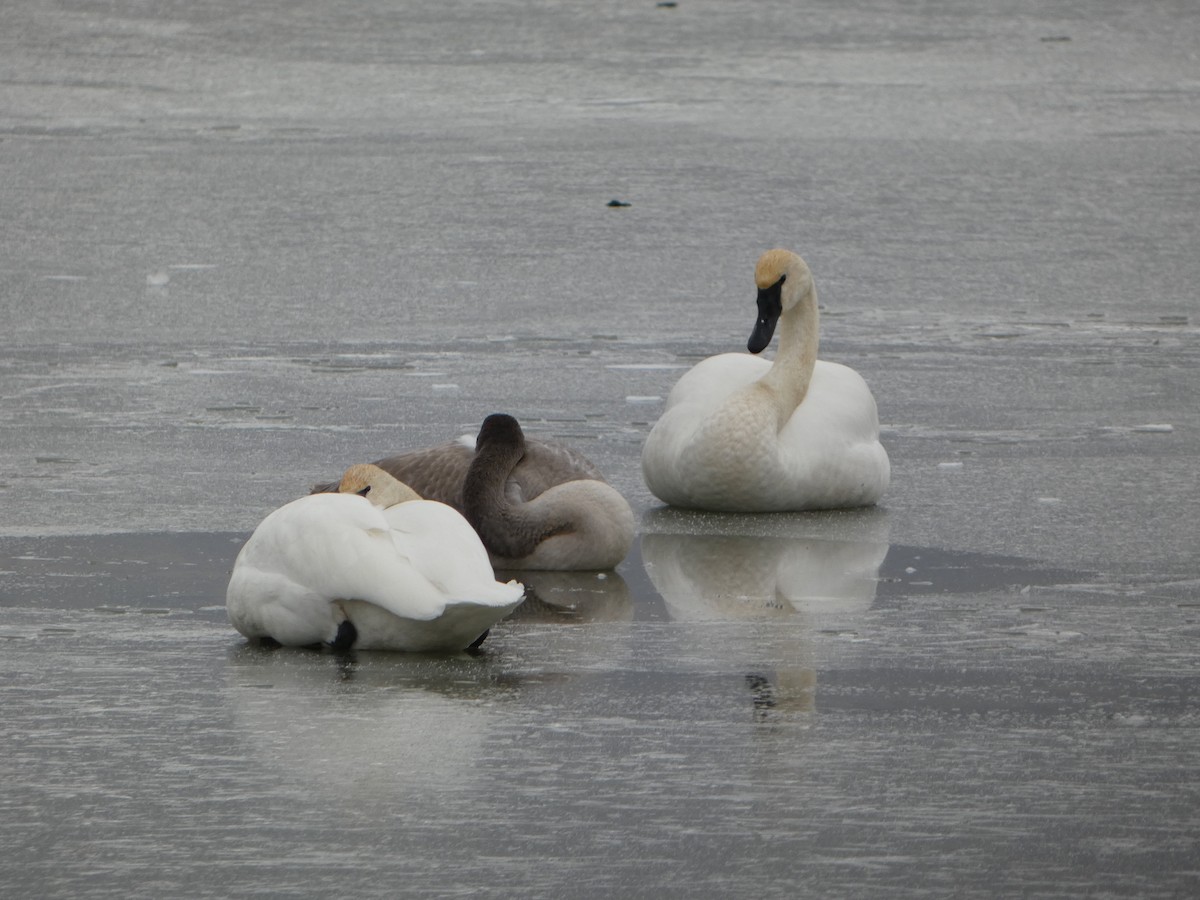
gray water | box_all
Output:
[2,1,1199,897]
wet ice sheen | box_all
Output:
[3,531,1198,898]
[2,0,1200,896]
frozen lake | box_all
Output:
[2,1,1198,896]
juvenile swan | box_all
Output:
[314,415,635,570]
[641,249,889,511]
[462,414,635,571]
[227,464,525,652]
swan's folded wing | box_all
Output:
[383,500,526,607]
[311,431,610,507]
[226,559,335,645]
[240,494,454,621]
[378,435,608,502]
[662,352,769,411]
[785,362,882,441]
[513,438,608,494]
[777,361,890,506]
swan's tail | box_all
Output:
[342,583,524,652]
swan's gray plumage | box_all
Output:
[313,415,634,570]
[312,434,604,510]
[461,414,571,560]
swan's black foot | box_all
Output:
[466,629,490,652]
[257,635,283,649]
[327,619,358,653]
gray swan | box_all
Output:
[314,414,634,571]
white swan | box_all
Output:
[314,414,635,571]
[226,464,525,652]
[642,248,890,511]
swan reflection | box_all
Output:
[641,522,889,720]
[640,531,888,623]
[224,646,515,808]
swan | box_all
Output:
[642,248,890,512]
[461,414,635,570]
[314,414,635,570]
[226,464,525,652]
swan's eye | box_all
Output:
[356,486,371,497]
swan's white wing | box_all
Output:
[662,352,768,411]
[775,361,890,507]
[784,361,881,443]
[228,494,449,627]
[226,562,336,646]
[228,493,524,651]
[228,495,369,644]
[381,500,526,607]
[643,353,770,505]
[647,352,770,464]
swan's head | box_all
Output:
[337,463,421,508]
[749,249,813,354]
[476,413,526,453]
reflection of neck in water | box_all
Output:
[643,530,889,721]
[746,669,818,719]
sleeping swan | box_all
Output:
[641,248,889,512]
[462,414,635,570]
[226,464,525,652]
[314,414,635,570]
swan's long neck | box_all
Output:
[462,443,569,560]
[758,283,819,422]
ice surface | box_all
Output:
[1,0,1199,897]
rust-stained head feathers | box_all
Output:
[754,248,809,290]
[337,463,421,508]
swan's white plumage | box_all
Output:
[642,249,889,512]
[226,483,524,652]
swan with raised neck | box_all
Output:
[641,248,890,512]
[748,248,821,428]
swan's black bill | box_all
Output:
[748,275,785,354]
